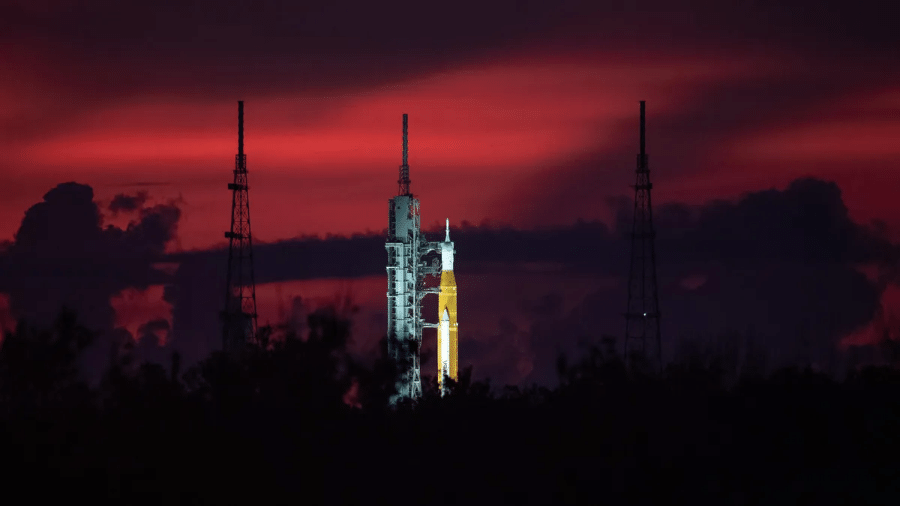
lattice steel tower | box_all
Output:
[222,100,258,352]
[625,100,662,371]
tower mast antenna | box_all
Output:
[222,100,258,352]
[399,113,411,196]
[624,100,662,372]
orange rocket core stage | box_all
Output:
[437,219,458,391]
[438,268,458,387]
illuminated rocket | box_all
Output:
[384,114,458,403]
[437,218,458,393]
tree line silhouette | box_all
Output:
[1,306,898,505]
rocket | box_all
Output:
[437,218,458,394]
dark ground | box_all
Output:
[1,308,898,505]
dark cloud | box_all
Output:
[108,191,148,214]
[3,0,897,143]
[166,175,895,286]
[502,63,900,229]
[6,1,896,66]
[648,178,897,269]
[645,67,900,175]
[610,178,894,370]
[553,0,899,54]
[165,221,619,289]
[161,177,898,383]
[2,0,577,115]
[2,177,896,384]
[125,203,182,256]
[0,182,181,379]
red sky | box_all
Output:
[2,0,899,381]
[4,51,899,248]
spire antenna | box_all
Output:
[399,113,411,195]
[238,100,244,156]
[640,100,645,157]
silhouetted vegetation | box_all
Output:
[1,308,899,505]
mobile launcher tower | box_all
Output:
[386,114,457,404]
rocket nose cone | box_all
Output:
[441,308,450,321]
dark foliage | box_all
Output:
[0,308,899,505]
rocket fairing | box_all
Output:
[437,218,458,394]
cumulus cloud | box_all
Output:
[162,177,898,381]
[455,177,898,383]
[108,191,149,214]
[3,176,895,384]
[427,179,891,280]
[0,182,181,379]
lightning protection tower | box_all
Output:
[624,100,662,372]
[222,100,258,353]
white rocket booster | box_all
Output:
[440,308,450,393]
[437,218,458,395]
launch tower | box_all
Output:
[624,100,662,371]
[385,114,451,403]
[222,100,258,352]
[386,114,425,403]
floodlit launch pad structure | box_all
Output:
[386,114,457,404]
